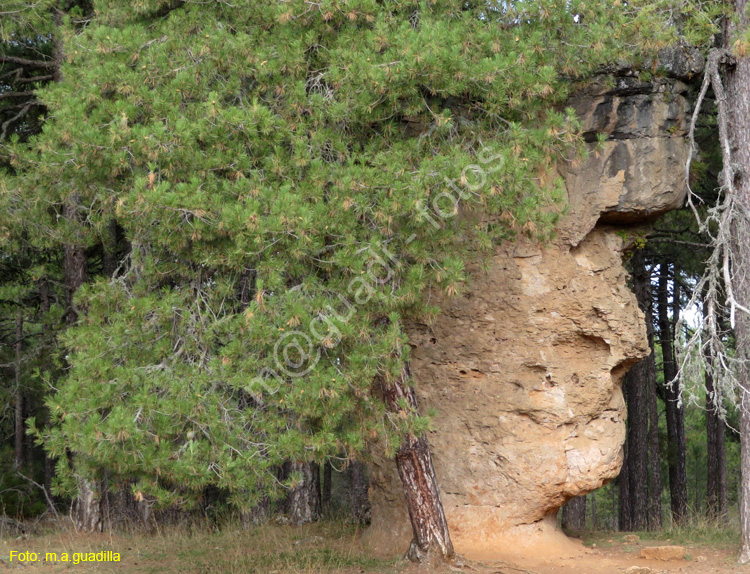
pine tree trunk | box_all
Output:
[623,364,649,530]
[14,307,24,468]
[717,417,727,520]
[321,461,332,513]
[658,262,688,524]
[63,200,88,327]
[706,309,727,520]
[724,5,750,558]
[619,433,632,531]
[73,480,102,533]
[381,363,454,563]
[647,346,663,530]
[102,218,119,277]
[62,197,102,532]
[644,264,663,531]
[561,495,586,532]
[591,493,598,529]
[241,497,270,527]
[40,278,57,509]
[284,461,321,525]
[623,252,652,530]
[350,460,371,525]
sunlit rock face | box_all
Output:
[364,77,689,557]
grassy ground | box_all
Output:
[2,516,745,574]
[579,514,742,551]
[1,520,398,574]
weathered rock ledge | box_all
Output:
[364,76,690,557]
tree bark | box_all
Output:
[240,497,270,527]
[618,428,632,531]
[624,365,649,530]
[72,482,102,533]
[39,278,57,508]
[591,492,598,529]
[14,306,24,468]
[102,218,120,277]
[622,251,652,530]
[724,3,750,559]
[63,199,88,326]
[705,301,727,521]
[381,363,454,563]
[640,259,662,530]
[561,495,586,533]
[350,460,371,525]
[658,262,688,524]
[284,461,321,525]
[62,197,102,532]
[321,460,332,513]
[647,337,663,530]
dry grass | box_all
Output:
[0,519,398,574]
[580,512,741,550]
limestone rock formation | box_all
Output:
[364,77,689,557]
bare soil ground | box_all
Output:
[462,533,743,574]
[0,522,745,574]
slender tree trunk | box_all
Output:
[612,479,617,529]
[725,3,750,559]
[102,218,119,277]
[14,306,24,468]
[706,297,728,521]
[284,461,321,525]
[63,199,102,532]
[647,348,663,530]
[643,263,663,531]
[619,433,632,531]
[63,201,88,326]
[381,363,454,563]
[623,365,649,529]
[561,495,586,532]
[622,251,652,530]
[350,460,371,525]
[321,461,332,514]
[39,278,56,508]
[658,262,688,524]
[591,493,598,529]
[717,416,727,520]
[240,497,270,527]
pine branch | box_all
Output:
[0,91,36,100]
[0,54,57,69]
[14,75,54,84]
[1,100,42,141]
[646,237,709,248]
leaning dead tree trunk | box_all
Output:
[380,363,454,563]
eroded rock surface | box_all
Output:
[365,77,689,557]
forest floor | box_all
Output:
[461,529,747,574]
[0,520,747,574]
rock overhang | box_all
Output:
[364,72,691,559]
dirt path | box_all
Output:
[461,534,743,574]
